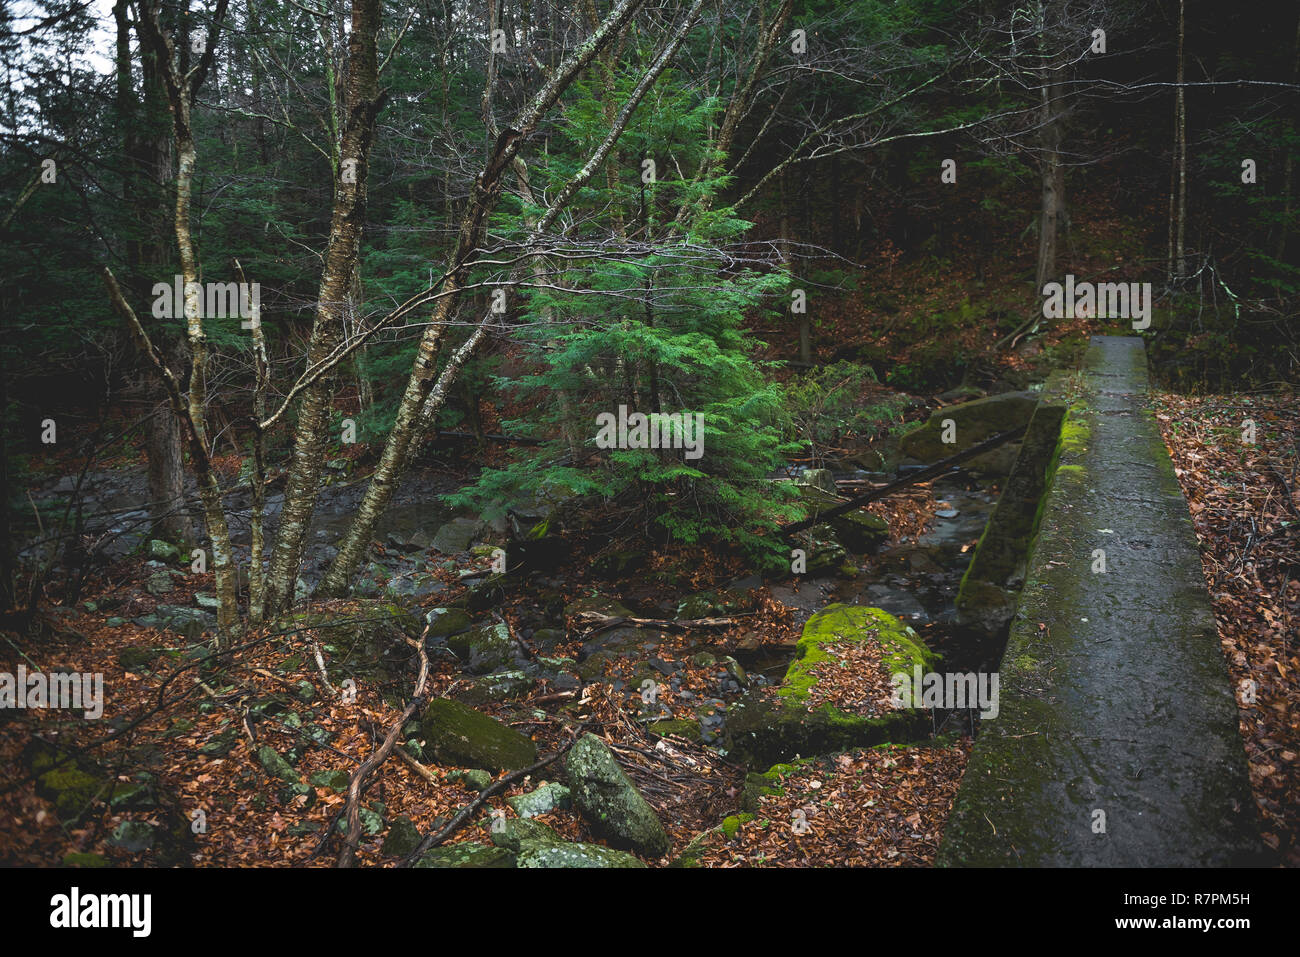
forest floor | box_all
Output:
[1152,389,1300,866]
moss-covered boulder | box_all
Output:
[446,623,515,675]
[507,781,571,818]
[422,698,537,771]
[28,744,106,822]
[899,390,1038,470]
[276,600,420,685]
[488,817,564,853]
[515,842,646,868]
[725,605,935,765]
[565,734,670,858]
[381,816,422,857]
[793,484,890,553]
[414,842,516,868]
[426,607,471,640]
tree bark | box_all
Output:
[316,0,649,597]
[262,0,386,618]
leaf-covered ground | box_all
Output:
[1152,390,1300,865]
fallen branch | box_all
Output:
[572,611,748,637]
[337,627,430,868]
[781,425,1028,536]
[399,726,586,867]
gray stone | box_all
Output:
[565,734,669,858]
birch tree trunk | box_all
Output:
[261,0,385,618]
[316,0,650,596]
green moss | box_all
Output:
[720,813,754,840]
[778,605,933,707]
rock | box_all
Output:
[456,669,533,705]
[381,816,422,857]
[133,604,214,635]
[422,698,537,771]
[310,769,350,792]
[899,390,1038,469]
[793,483,889,553]
[564,595,634,620]
[62,852,109,867]
[531,627,566,652]
[276,600,419,685]
[507,781,571,818]
[591,549,647,579]
[448,769,493,792]
[145,569,174,596]
[725,604,936,765]
[118,645,173,673]
[431,517,483,555]
[565,734,670,858]
[29,744,105,822]
[675,593,719,620]
[463,575,508,613]
[489,817,563,853]
[446,622,515,675]
[108,821,156,853]
[386,574,446,600]
[515,842,645,868]
[426,607,471,639]
[193,592,220,610]
[148,540,181,562]
[647,718,702,742]
[802,524,849,576]
[256,746,300,784]
[722,656,748,688]
[799,468,837,493]
[414,843,516,868]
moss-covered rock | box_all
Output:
[565,734,670,858]
[647,718,702,742]
[507,781,571,818]
[447,768,493,791]
[414,842,516,868]
[426,607,471,640]
[488,817,564,853]
[381,816,422,857]
[446,621,516,674]
[793,484,889,553]
[515,841,645,868]
[725,605,935,765]
[422,698,537,771]
[899,390,1038,469]
[277,600,420,685]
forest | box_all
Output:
[0,0,1296,879]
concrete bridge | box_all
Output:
[939,336,1262,866]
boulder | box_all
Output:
[421,698,537,771]
[726,604,935,765]
[899,390,1038,472]
[432,517,483,555]
[507,781,571,818]
[565,734,670,858]
[446,622,515,675]
[414,843,516,868]
[515,842,646,868]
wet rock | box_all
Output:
[422,698,537,771]
[565,734,670,858]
